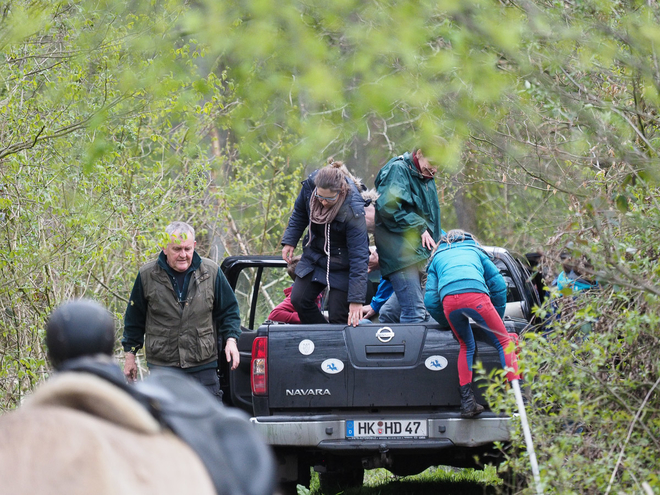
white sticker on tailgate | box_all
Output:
[299,339,315,355]
[321,359,344,374]
[425,355,448,371]
[346,419,427,439]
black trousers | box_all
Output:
[290,272,349,324]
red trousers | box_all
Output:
[443,292,520,386]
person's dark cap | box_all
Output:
[46,299,115,369]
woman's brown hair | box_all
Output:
[314,160,346,191]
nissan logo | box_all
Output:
[376,326,395,343]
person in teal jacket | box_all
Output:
[555,250,597,293]
[425,230,520,418]
[374,149,442,322]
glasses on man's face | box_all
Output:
[315,191,339,202]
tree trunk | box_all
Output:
[452,174,478,235]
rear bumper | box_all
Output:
[251,413,510,450]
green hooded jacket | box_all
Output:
[374,152,442,277]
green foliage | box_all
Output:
[174,0,660,250]
[0,0,306,409]
[485,188,660,493]
[1,0,659,491]
[0,0,232,408]
[302,466,501,495]
[220,134,305,256]
[186,0,524,170]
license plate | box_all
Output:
[346,419,427,439]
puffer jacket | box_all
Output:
[556,270,596,292]
[424,235,507,322]
[374,152,442,277]
[281,170,369,304]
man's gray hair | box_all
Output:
[165,221,195,241]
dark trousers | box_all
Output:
[290,272,349,324]
[186,368,223,402]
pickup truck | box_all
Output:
[219,247,541,493]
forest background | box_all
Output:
[0,0,659,493]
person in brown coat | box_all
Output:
[0,299,275,495]
[0,367,217,495]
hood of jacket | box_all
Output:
[431,234,489,259]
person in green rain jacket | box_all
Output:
[374,149,442,322]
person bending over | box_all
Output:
[425,229,520,418]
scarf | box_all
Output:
[308,184,348,225]
[306,183,349,290]
[411,150,436,179]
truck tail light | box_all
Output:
[251,337,267,395]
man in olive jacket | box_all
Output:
[374,149,442,322]
[122,221,241,399]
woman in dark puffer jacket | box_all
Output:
[281,162,369,327]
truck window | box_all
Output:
[493,258,522,303]
[233,265,291,330]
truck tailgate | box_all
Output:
[266,322,516,409]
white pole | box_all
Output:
[511,378,543,495]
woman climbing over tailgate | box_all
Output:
[424,229,520,418]
[281,160,369,327]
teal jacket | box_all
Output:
[374,152,442,278]
[424,236,507,323]
[556,270,596,293]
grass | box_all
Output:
[299,465,502,495]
